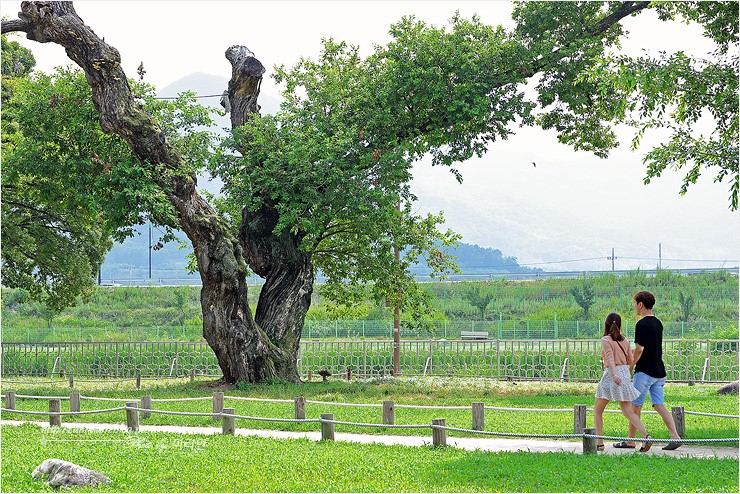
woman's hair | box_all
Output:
[604,312,624,341]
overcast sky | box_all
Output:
[4,1,738,272]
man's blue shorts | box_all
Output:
[632,371,666,407]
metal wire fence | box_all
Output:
[2,339,737,382]
[1,319,735,342]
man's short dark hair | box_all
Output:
[634,291,656,309]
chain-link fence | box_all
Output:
[2,319,735,342]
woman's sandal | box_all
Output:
[597,444,605,451]
[613,441,635,449]
[639,435,653,453]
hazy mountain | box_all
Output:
[100,224,537,283]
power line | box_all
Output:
[153,93,223,100]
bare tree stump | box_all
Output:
[125,402,139,431]
[582,427,597,454]
[5,391,16,410]
[141,395,152,419]
[382,401,395,425]
[49,399,61,427]
[294,396,306,419]
[222,407,235,435]
[574,404,587,434]
[213,392,224,420]
[432,418,446,447]
[472,402,485,431]
[70,392,80,413]
[671,406,685,438]
[321,413,335,441]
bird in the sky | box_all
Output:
[532,162,537,167]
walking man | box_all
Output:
[613,290,682,450]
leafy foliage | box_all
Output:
[462,282,495,319]
[1,34,34,77]
[578,1,739,209]
[677,290,695,322]
[570,281,596,318]
[1,66,216,311]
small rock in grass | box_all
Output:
[32,459,110,488]
[718,381,739,395]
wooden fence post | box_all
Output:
[671,406,685,438]
[321,413,335,441]
[213,392,224,420]
[141,395,152,419]
[472,402,485,431]
[126,402,139,431]
[69,374,74,389]
[432,418,446,447]
[136,374,141,390]
[582,427,597,454]
[49,399,61,427]
[382,400,395,425]
[308,371,313,382]
[5,391,16,410]
[294,396,306,420]
[574,404,587,434]
[70,392,80,413]
[222,407,235,435]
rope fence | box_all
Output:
[3,391,737,419]
[2,403,737,454]
[2,391,737,453]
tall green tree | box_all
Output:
[1,66,214,311]
[3,1,735,383]
[462,283,495,320]
[570,282,596,318]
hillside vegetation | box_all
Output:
[2,271,736,342]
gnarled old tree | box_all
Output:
[3,2,736,383]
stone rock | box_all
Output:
[32,459,110,488]
[717,381,739,395]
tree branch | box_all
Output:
[5,1,246,284]
[1,18,32,34]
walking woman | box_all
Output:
[594,312,653,452]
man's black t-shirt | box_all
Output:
[634,315,666,378]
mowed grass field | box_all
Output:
[2,377,738,492]
[3,423,738,493]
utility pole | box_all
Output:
[658,243,662,270]
[148,223,152,279]
[393,245,400,375]
[607,248,617,271]
[393,201,401,376]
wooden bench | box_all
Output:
[460,331,489,340]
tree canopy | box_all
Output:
[2,1,737,382]
[1,60,215,311]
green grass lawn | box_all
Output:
[2,423,738,492]
[2,377,737,442]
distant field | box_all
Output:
[2,271,737,342]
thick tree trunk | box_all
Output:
[6,1,296,383]
[239,207,314,382]
[226,45,313,382]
